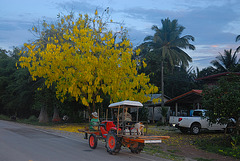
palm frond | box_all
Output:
[235,35,240,42]
[210,60,226,72]
[144,35,154,41]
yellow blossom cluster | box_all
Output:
[19,11,159,108]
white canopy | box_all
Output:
[108,100,143,108]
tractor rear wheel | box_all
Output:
[106,131,121,155]
[89,134,98,149]
[129,142,145,154]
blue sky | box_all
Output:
[1,0,240,69]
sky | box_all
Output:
[1,0,240,69]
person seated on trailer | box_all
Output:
[119,108,132,122]
[89,112,99,131]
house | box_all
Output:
[144,94,170,123]
[165,72,240,125]
[165,89,202,117]
[196,72,240,87]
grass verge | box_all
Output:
[143,144,184,161]
[194,135,240,159]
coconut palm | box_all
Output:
[235,35,240,53]
[143,18,195,107]
[144,18,195,69]
[211,49,238,72]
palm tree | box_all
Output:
[211,49,238,72]
[143,18,195,107]
[235,35,240,53]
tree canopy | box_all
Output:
[202,74,240,134]
[19,11,158,111]
[211,49,239,72]
[143,18,195,70]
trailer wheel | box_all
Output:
[190,123,201,135]
[129,142,145,154]
[89,134,98,149]
[106,131,121,155]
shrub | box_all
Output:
[27,115,38,122]
[0,114,10,120]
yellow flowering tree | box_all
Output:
[19,10,158,113]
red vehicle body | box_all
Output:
[79,101,170,155]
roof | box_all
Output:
[147,94,171,101]
[165,90,202,106]
[196,72,240,81]
[108,100,143,108]
[144,94,171,107]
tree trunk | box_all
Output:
[38,106,49,123]
[88,105,91,122]
[52,106,61,122]
[161,61,164,108]
[236,119,240,135]
[162,116,165,125]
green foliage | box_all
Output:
[0,114,10,120]
[138,106,149,121]
[197,66,218,79]
[195,135,240,158]
[138,18,195,99]
[156,121,164,126]
[211,49,239,72]
[218,135,240,158]
[27,115,38,122]
[0,47,36,118]
[142,18,195,70]
[194,158,214,161]
[161,106,169,117]
[202,74,240,134]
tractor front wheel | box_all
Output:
[89,134,98,149]
[106,131,121,155]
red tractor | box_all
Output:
[79,100,170,155]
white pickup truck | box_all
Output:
[176,109,235,134]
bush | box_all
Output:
[195,135,240,159]
[27,115,38,122]
[157,121,164,126]
[0,114,10,120]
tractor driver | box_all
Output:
[89,112,99,131]
[120,108,132,122]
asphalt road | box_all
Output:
[0,120,170,161]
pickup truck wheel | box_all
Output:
[190,124,201,135]
[179,127,188,134]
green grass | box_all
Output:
[0,114,60,126]
[167,149,180,153]
[143,144,184,161]
[194,158,215,161]
[195,135,240,159]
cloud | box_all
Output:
[56,0,104,15]
[116,1,240,46]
